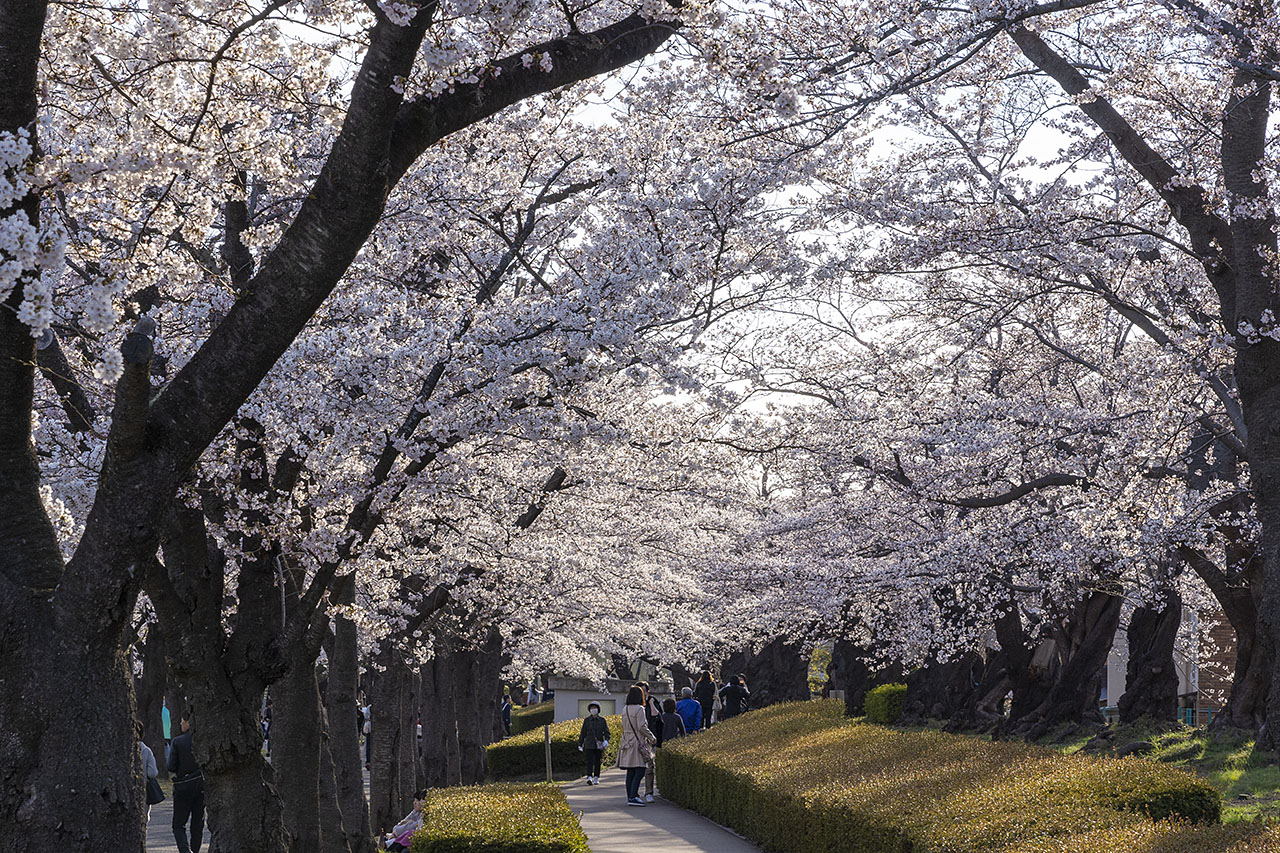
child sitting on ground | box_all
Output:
[378,789,427,852]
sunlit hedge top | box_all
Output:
[409,783,589,853]
[657,700,1280,852]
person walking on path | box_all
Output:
[577,701,611,785]
[138,720,161,823]
[718,675,750,720]
[166,709,204,853]
[659,699,687,743]
[636,681,663,801]
[676,687,703,734]
[693,671,717,729]
[618,685,656,807]
[501,693,513,737]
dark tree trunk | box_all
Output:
[668,662,697,695]
[1118,590,1182,724]
[421,648,462,788]
[609,654,635,681]
[318,727,352,853]
[398,667,420,798]
[1009,589,1122,740]
[458,648,487,784]
[370,646,408,834]
[721,638,811,708]
[135,622,172,780]
[147,502,291,853]
[327,577,373,853]
[827,639,905,716]
[902,652,983,722]
[274,656,325,852]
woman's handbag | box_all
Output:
[146,776,165,805]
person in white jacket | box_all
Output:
[137,720,160,821]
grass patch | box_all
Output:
[409,782,588,853]
[1064,720,1280,825]
[656,701,1280,852]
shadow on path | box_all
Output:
[563,767,759,853]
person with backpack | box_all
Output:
[577,701,610,785]
[693,670,717,728]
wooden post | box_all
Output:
[544,724,553,782]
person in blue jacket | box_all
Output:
[675,686,703,734]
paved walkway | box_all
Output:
[564,768,760,853]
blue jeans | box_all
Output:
[625,766,645,800]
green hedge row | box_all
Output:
[488,715,621,780]
[655,701,1275,853]
[511,702,556,735]
[409,783,589,853]
[863,684,906,725]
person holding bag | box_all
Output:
[138,720,164,821]
[616,685,656,806]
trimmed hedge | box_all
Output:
[511,702,556,735]
[654,701,1272,853]
[488,715,621,780]
[409,783,589,853]
[863,684,906,725]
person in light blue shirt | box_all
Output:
[162,705,171,742]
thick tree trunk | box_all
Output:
[721,637,811,708]
[902,652,983,723]
[1011,589,1122,740]
[327,578,373,853]
[274,657,325,853]
[399,667,420,798]
[318,728,352,853]
[0,606,145,852]
[197,704,289,853]
[1118,590,1181,724]
[458,649,487,784]
[370,647,408,834]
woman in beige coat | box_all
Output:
[617,685,657,806]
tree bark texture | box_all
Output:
[369,647,410,834]
[273,657,325,853]
[721,637,811,708]
[326,578,373,853]
[1118,590,1182,724]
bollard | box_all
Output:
[544,724,553,782]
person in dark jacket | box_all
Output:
[675,686,703,734]
[658,698,687,744]
[501,694,512,736]
[166,709,204,853]
[693,671,717,728]
[718,675,750,719]
[577,701,610,784]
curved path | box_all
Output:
[563,768,760,853]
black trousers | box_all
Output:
[172,779,205,853]
[584,748,603,777]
